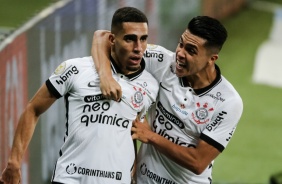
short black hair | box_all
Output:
[188,16,228,53]
[111,7,148,33]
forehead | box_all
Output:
[118,22,148,36]
[181,29,206,47]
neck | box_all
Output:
[185,66,216,89]
[110,53,141,75]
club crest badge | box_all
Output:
[131,86,146,108]
[192,102,214,124]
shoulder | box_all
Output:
[217,76,243,112]
[136,70,159,96]
[144,44,175,62]
[64,56,92,67]
[141,70,159,85]
[59,56,93,73]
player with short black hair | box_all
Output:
[0,7,158,184]
[91,15,243,183]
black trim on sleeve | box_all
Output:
[46,79,62,99]
[200,133,224,152]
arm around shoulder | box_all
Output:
[91,30,122,101]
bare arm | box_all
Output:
[0,84,57,184]
[131,119,220,175]
[91,30,122,101]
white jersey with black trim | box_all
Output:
[46,56,158,184]
[137,44,243,184]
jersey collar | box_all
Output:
[179,64,222,95]
[110,56,146,81]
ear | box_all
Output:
[209,54,218,65]
[109,34,115,46]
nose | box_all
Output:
[134,40,142,53]
[176,46,185,59]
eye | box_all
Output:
[140,35,148,42]
[124,35,136,42]
[178,42,184,48]
[125,37,133,42]
[186,48,196,55]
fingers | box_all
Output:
[131,134,137,140]
[110,90,121,102]
[101,88,122,101]
[116,89,122,101]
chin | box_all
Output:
[127,66,140,72]
[175,70,183,77]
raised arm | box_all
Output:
[91,30,122,101]
[0,84,57,184]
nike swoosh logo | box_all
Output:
[160,82,171,92]
[88,81,98,87]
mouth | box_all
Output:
[129,56,142,63]
[176,60,187,68]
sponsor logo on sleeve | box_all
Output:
[206,111,227,131]
[226,126,236,141]
[146,44,158,50]
[54,62,66,75]
[55,65,79,85]
[143,50,164,62]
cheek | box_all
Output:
[142,43,147,51]
[116,44,129,55]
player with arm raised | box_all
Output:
[91,16,243,184]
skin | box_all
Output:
[0,22,149,184]
[175,29,218,89]
[0,84,57,184]
[91,28,222,174]
[110,22,148,75]
[93,23,148,101]
[131,29,221,174]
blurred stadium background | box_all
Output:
[1,0,282,183]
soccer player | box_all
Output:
[0,7,158,184]
[91,16,243,183]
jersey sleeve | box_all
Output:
[200,96,243,152]
[45,59,80,98]
[143,44,175,81]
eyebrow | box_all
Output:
[180,36,198,51]
[124,34,148,39]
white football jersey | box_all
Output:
[46,56,158,184]
[137,45,243,184]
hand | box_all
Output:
[100,75,122,101]
[131,119,153,143]
[0,164,21,184]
